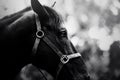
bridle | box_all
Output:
[32,13,81,80]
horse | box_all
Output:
[0,0,90,80]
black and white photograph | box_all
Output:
[0,0,120,80]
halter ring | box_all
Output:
[36,30,44,38]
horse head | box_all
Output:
[30,0,90,80]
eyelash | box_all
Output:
[59,28,67,37]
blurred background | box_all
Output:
[0,0,120,80]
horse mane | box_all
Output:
[0,7,31,21]
[0,5,62,27]
[0,7,32,29]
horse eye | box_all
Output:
[59,28,67,37]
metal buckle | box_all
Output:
[36,30,44,38]
[60,53,81,64]
[60,55,69,64]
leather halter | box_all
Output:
[32,13,81,80]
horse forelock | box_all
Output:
[43,6,63,32]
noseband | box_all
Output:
[32,13,81,80]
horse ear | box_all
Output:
[31,0,49,20]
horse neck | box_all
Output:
[0,7,31,26]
